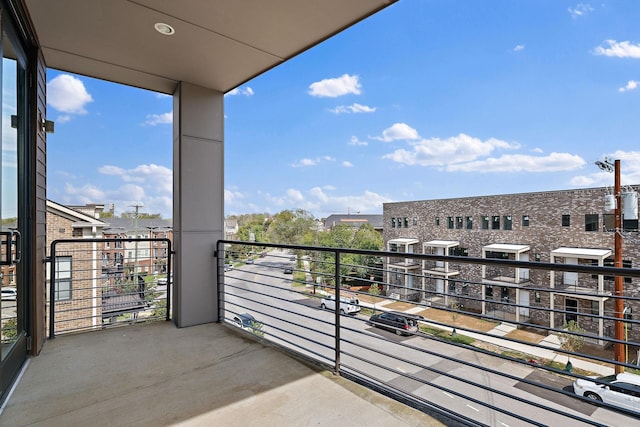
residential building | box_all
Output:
[383,186,640,345]
[45,200,106,333]
[324,214,383,233]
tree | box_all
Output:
[266,209,315,245]
[559,320,585,353]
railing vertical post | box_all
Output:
[166,239,172,322]
[49,242,56,339]
[334,249,341,375]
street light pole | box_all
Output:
[613,159,625,373]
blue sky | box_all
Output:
[43,1,640,219]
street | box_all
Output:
[221,251,637,426]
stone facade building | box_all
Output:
[383,185,640,345]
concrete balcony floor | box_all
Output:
[1,322,442,426]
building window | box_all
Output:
[389,243,398,252]
[391,217,396,228]
[450,247,469,256]
[465,216,473,229]
[501,287,509,302]
[492,216,500,230]
[481,216,489,230]
[105,241,110,249]
[486,285,493,299]
[603,213,614,231]
[435,217,440,226]
[413,217,417,226]
[503,215,512,230]
[535,291,541,303]
[462,283,469,296]
[585,214,599,231]
[55,256,72,301]
[456,216,463,229]
[562,214,570,227]
[404,217,409,228]
[447,217,454,229]
[449,282,456,295]
[590,301,599,322]
[522,215,530,227]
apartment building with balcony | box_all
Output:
[383,185,640,344]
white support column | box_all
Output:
[172,82,224,327]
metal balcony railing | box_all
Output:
[217,240,640,425]
[47,238,173,338]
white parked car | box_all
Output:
[1,287,17,301]
[320,294,360,315]
[573,372,640,412]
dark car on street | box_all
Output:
[368,311,423,336]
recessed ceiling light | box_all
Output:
[154,22,175,35]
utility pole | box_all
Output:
[595,158,624,373]
[131,203,143,278]
[613,159,624,373]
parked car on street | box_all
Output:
[320,294,360,315]
[224,263,233,271]
[283,267,293,274]
[368,311,422,336]
[573,372,640,412]
[1,287,17,301]
[233,313,258,331]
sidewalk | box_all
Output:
[367,298,614,376]
[300,262,614,377]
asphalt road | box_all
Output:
[222,251,637,426]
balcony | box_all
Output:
[2,240,640,425]
[0,322,437,426]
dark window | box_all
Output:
[413,217,417,226]
[585,214,599,231]
[455,216,463,229]
[486,285,493,298]
[389,243,398,252]
[481,216,489,230]
[450,247,469,256]
[447,217,454,229]
[492,216,500,230]
[501,287,509,302]
[624,218,639,231]
[391,217,396,228]
[603,214,614,231]
[535,291,541,303]
[503,215,512,230]
[465,216,473,229]
[522,215,530,227]
[435,217,440,226]
[562,214,570,227]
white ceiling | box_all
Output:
[25,0,395,94]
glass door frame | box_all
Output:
[0,2,32,402]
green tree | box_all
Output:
[266,209,315,245]
[559,320,585,353]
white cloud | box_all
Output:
[291,156,335,168]
[47,74,93,114]
[329,103,376,114]
[447,152,585,173]
[342,161,354,167]
[224,188,245,205]
[286,188,304,201]
[513,44,525,52]
[372,123,420,142]
[308,74,362,98]
[572,150,640,187]
[98,163,172,193]
[593,40,640,58]
[618,80,639,92]
[568,3,594,18]
[382,133,520,166]
[226,86,254,96]
[143,112,172,126]
[348,136,368,146]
